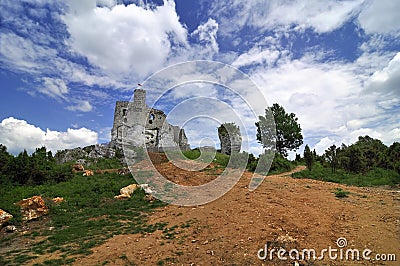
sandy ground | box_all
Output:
[73,159,400,266]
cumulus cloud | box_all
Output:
[248,49,399,154]
[365,52,400,97]
[312,137,337,155]
[63,0,188,77]
[0,117,98,155]
[357,0,400,35]
[191,18,219,53]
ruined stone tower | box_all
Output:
[110,89,190,151]
[218,122,242,155]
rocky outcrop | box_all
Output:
[0,209,13,227]
[87,144,116,159]
[15,196,49,221]
[55,147,88,163]
[218,123,242,155]
[55,143,120,164]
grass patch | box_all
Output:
[292,163,400,187]
[0,171,166,265]
[178,149,229,168]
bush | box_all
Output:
[268,153,294,174]
[334,188,350,198]
[228,152,249,169]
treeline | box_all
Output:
[303,135,400,175]
[0,145,72,185]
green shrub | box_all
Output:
[228,152,249,169]
[334,188,350,198]
[267,153,294,175]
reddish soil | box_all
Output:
[74,159,400,266]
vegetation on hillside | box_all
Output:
[0,170,167,265]
[0,145,73,186]
[294,136,400,187]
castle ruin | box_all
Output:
[110,89,190,151]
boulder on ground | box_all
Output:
[118,167,129,175]
[114,184,139,199]
[0,209,13,227]
[72,163,85,172]
[83,170,94,176]
[143,194,156,202]
[15,196,49,221]
[5,225,17,232]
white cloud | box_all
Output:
[63,0,188,77]
[39,77,69,100]
[252,58,361,133]
[232,47,281,68]
[191,18,219,53]
[312,137,337,155]
[365,52,400,97]
[66,100,93,112]
[209,0,363,36]
[0,32,58,75]
[357,0,400,35]
[0,117,98,155]
[248,48,399,154]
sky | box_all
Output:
[0,0,399,157]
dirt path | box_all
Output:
[75,164,400,266]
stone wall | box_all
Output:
[218,122,242,155]
[110,89,189,151]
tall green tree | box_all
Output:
[0,144,13,184]
[256,103,303,157]
[325,145,338,173]
[303,145,313,171]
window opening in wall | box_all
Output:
[149,113,155,124]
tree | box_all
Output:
[355,136,388,170]
[0,144,13,184]
[256,103,303,157]
[325,145,338,173]
[387,142,400,174]
[303,145,313,171]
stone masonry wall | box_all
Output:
[111,89,189,151]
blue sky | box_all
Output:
[0,0,399,156]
